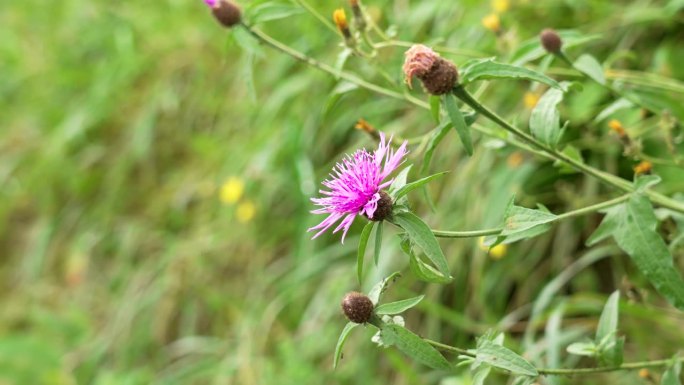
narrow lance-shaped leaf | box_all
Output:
[574,54,606,85]
[400,235,452,284]
[392,212,451,278]
[588,193,684,310]
[380,323,451,370]
[368,272,402,305]
[476,339,539,376]
[373,221,383,266]
[333,322,358,369]
[497,197,557,244]
[375,295,425,315]
[595,291,623,366]
[357,222,375,283]
[393,171,448,200]
[530,87,565,148]
[461,58,563,90]
[444,94,474,156]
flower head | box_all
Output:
[540,28,563,53]
[309,133,408,243]
[403,45,459,95]
[205,0,241,28]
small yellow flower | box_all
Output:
[478,237,507,259]
[633,161,652,176]
[523,92,540,110]
[507,151,524,168]
[333,8,349,33]
[220,177,244,205]
[492,0,510,13]
[638,368,650,379]
[236,200,256,223]
[608,119,626,137]
[481,13,501,32]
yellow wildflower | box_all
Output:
[333,8,350,37]
[608,119,626,137]
[236,200,256,223]
[478,237,507,259]
[633,161,652,176]
[638,369,650,379]
[507,151,524,168]
[492,0,510,13]
[523,92,540,110]
[220,177,244,205]
[481,13,501,32]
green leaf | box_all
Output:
[388,165,412,205]
[380,324,451,370]
[393,172,448,201]
[373,221,383,266]
[596,291,620,343]
[402,236,452,283]
[530,87,565,148]
[421,121,452,176]
[587,194,684,310]
[333,322,358,369]
[392,212,451,278]
[368,272,401,305]
[232,27,265,58]
[574,54,606,85]
[249,2,305,24]
[499,198,557,243]
[444,94,474,156]
[429,95,441,123]
[375,295,425,315]
[461,58,563,90]
[595,291,623,366]
[661,360,682,385]
[566,341,597,357]
[476,339,539,376]
[357,222,375,283]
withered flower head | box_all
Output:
[403,45,459,95]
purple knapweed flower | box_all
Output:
[204,0,218,7]
[308,134,408,243]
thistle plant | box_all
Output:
[204,1,684,382]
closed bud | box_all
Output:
[634,161,652,176]
[540,28,562,53]
[403,45,459,95]
[205,0,241,28]
[333,8,352,40]
[341,292,374,323]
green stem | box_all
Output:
[425,338,683,376]
[239,23,428,109]
[451,86,684,215]
[431,194,629,239]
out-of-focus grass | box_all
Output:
[0,0,683,384]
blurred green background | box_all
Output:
[1,0,683,384]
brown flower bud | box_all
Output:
[208,0,241,28]
[403,45,459,95]
[540,28,563,53]
[341,292,374,323]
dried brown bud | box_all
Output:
[208,0,241,28]
[403,45,459,95]
[540,28,563,53]
[341,292,374,323]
